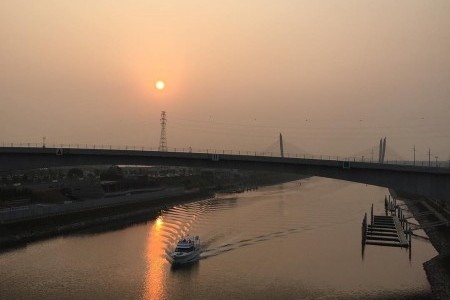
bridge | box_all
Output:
[1,145,449,207]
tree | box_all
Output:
[67,168,84,179]
[100,166,123,181]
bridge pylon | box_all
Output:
[279,133,284,158]
[378,137,387,163]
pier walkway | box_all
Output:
[362,204,410,248]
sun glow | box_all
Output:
[156,216,163,228]
[143,216,167,299]
[155,80,165,90]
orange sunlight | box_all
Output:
[155,80,165,90]
[143,216,167,300]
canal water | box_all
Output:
[0,177,437,299]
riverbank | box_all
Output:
[0,172,307,250]
[0,188,213,249]
[402,197,450,300]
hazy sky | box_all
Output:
[1,1,449,161]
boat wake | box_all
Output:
[157,186,314,262]
[199,228,300,259]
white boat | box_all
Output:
[169,235,200,265]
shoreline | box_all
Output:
[401,197,450,300]
[0,188,214,250]
[0,187,186,224]
[0,173,308,250]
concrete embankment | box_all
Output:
[0,175,307,249]
[0,188,213,248]
[0,187,185,224]
[400,197,450,300]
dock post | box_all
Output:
[371,204,373,226]
[406,222,410,242]
[408,227,411,247]
[362,213,367,245]
[388,195,392,215]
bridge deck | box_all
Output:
[1,146,450,207]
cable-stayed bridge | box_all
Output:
[0,140,449,207]
[1,134,442,167]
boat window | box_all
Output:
[175,246,194,252]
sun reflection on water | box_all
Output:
[143,216,168,300]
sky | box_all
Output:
[1,0,449,161]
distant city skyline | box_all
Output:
[1,1,449,161]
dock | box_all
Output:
[362,203,410,248]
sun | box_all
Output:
[155,80,165,90]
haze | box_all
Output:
[1,1,449,161]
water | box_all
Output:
[0,177,437,299]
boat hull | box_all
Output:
[170,250,200,265]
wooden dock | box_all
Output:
[362,203,410,248]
